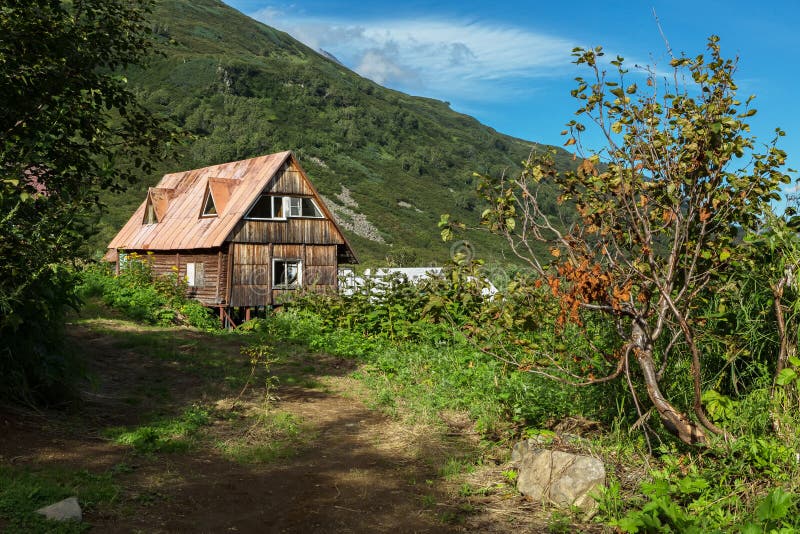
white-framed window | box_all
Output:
[144,201,158,224]
[186,262,205,287]
[246,196,323,220]
[246,195,286,220]
[201,187,217,217]
[292,197,323,218]
[288,197,302,218]
[273,259,301,289]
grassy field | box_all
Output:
[0,302,595,533]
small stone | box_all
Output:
[35,496,82,522]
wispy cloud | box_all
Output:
[249,7,576,102]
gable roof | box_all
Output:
[106,151,357,262]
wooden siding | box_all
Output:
[227,218,344,245]
[228,243,338,307]
[267,163,315,195]
[132,248,228,306]
[230,243,272,307]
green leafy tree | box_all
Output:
[468,37,792,445]
[0,0,173,400]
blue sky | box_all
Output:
[225,0,800,195]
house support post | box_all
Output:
[217,306,237,330]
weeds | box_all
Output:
[103,405,211,453]
[232,340,279,411]
[439,457,477,479]
[217,411,309,464]
[0,464,121,533]
[78,258,218,330]
[596,438,800,532]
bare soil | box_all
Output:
[0,316,585,533]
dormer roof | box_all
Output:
[106,151,357,262]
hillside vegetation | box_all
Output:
[92,0,572,264]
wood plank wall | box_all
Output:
[138,248,228,306]
[227,218,344,245]
[272,163,314,195]
[230,243,271,307]
[228,243,338,307]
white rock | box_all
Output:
[35,496,82,522]
[515,447,605,517]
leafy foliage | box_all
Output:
[453,36,794,445]
[598,438,799,532]
[273,266,619,433]
[79,255,219,330]
[0,0,174,402]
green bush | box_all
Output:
[254,300,611,433]
[0,264,83,404]
[597,438,800,533]
[78,257,218,330]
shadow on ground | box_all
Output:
[1,316,487,533]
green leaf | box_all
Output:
[756,488,794,521]
[775,368,797,386]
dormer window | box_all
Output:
[201,186,217,217]
[144,199,158,225]
[142,186,175,225]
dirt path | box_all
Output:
[0,316,559,533]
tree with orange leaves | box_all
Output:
[461,37,792,445]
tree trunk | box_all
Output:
[771,277,798,438]
[632,322,707,445]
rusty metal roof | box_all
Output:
[106,151,357,262]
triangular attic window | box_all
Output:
[143,197,158,224]
[202,186,217,217]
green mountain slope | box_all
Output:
[93,0,572,265]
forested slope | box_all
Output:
[93,0,572,264]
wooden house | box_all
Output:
[105,151,357,322]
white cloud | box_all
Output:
[248,8,577,101]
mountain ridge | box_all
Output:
[93,0,571,265]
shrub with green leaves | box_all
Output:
[268,269,618,432]
[79,257,218,330]
[598,435,800,533]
